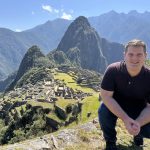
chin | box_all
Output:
[130,66,141,70]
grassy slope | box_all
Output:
[54,71,99,124]
[64,120,150,150]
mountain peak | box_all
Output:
[14,45,45,80]
[26,45,44,57]
[108,10,117,14]
[128,10,139,15]
[57,16,107,73]
[73,16,91,27]
[128,10,138,13]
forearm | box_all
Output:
[136,104,150,127]
[102,96,141,135]
[100,89,140,135]
[102,95,129,121]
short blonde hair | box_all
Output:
[125,39,146,53]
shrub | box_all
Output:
[65,104,73,114]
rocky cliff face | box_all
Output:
[57,16,107,73]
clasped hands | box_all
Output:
[123,117,141,136]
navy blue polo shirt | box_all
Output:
[101,61,150,118]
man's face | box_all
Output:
[124,46,147,71]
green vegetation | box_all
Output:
[62,119,150,150]
[54,71,96,93]
[0,67,101,145]
[81,95,99,123]
[56,98,76,108]
[28,101,53,109]
[0,106,48,145]
[47,50,71,66]
[7,45,53,91]
[66,47,81,66]
[16,67,53,88]
[146,59,150,67]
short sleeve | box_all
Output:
[101,64,116,91]
[147,96,150,103]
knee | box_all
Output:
[98,103,111,124]
[141,123,150,138]
[98,103,117,126]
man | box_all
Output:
[98,39,150,150]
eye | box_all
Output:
[137,54,143,57]
[128,53,133,57]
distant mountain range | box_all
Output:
[0,19,70,80]
[89,10,150,45]
[0,10,150,80]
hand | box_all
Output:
[131,122,141,135]
[123,117,140,136]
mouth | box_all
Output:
[131,62,139,64]
[130,62,140,66]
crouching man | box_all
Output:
[98,39,150,150]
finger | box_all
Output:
[132,125,138,130]
[131,123,140,129]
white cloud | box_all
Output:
[42,5,59,14]
[42,5,52,13]
[42,4,73,20]
[54,9,59,13]
[61,12,73,20]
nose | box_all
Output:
[131,55,139,61]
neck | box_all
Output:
[126,67,142,77]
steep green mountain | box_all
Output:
[56,16,124,73]
[57,16,107,73]
[47,50,71,66]
[15,46,48,80]
[7,45,53,90]
[47,48,81,68]
[66,47,81,66]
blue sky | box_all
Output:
[0,0,150,32]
